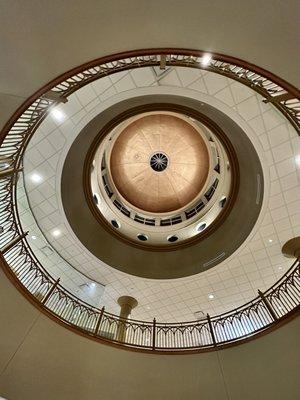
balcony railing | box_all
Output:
[0,49,299,352]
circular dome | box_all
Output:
[89,106,234,249]
[109,114,209,213]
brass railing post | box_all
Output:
[94,306,105,336]
[263,92,294,104]
[1,231,28,254]
[152,318,156,350]
[43,90,68,103]
[160,54,167,70]
[42,278,60,305]
[258,290,278,321]
[207,314,217,347]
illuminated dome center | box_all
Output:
[109,114,209,213]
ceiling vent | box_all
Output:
[194,310,206,321]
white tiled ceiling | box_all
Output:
[17,177,105,307]
[20,66,300,322]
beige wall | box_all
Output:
[0,266,299,400]
[0,2,299,399]
[0,0,299,103]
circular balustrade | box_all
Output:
[0,49,299,352]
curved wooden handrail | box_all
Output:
[0,49,299,352]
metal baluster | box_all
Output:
[258,290,278,321]
[42,278,60,305]
[1,231,28,254]
[207,314,217,347]
[152,318,156,350]
[94,307,105,336]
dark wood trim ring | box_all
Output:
[1,255,299,355]
[62,93,263,278]
[83,103,240,252]
[0,48,299,146]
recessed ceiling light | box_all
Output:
[51,108,65,122]
[201,54,212,66]
[146,306,151,310]
[278,266,282,270]
[31,235,37,240]
[268,239,273,243]
[295,154,300,167]
[30,173,42,183]
[208,294,214,299]
[90,282,96,288]
[52,229,61,237]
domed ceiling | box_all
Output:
[109,113,209,213]
[20,63,300,321]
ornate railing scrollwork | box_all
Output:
[0,49,299,352]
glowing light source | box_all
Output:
[52,229,61,237]
[201,54,212,66]
[208,294,214,300]
[51,108,65,122]
[268,239,273,243]
[30,173,43,183]
[31,235,37,240]
[295,154,300,167]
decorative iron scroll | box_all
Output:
[0,50,299,352]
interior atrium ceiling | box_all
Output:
[86,105,234,251]
[20,65,299,321]
[0,4,300,400]
[0,1,299,325]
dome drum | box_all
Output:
[89,110,232,247]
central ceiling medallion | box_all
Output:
[150,152,168,172]
[89,109,233,248]
[109,113,210,214]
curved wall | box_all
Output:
[0,0,299,100]
[62,95,262,278]
[0,263,299,400]
[0,2,299,399]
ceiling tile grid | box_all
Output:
[19,66,300,322]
